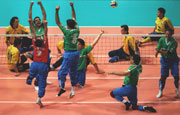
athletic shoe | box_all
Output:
[79,85,84,88]
[109,56,119,63]
[156,90,163,98]
[56,89,66,97]
[68,91,75,99]
[144,106,156,113]
[36,98,43,108]
[124,102,131,110]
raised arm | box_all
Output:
[37,1,46,20]
[91,30,104,48]
[55,6,62,27]
[29,2,34,21]
[70,2,76,22]
[28,19,36,38]
[42,20,48,38]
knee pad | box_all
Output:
[110,91,115,98]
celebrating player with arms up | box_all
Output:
[26,15,49,107]
[55,2,80,98]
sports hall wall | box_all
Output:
[1,0,180,27]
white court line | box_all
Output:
[0,101,180,104]
[0,77,174,80]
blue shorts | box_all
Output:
[112,85,138,105]
[160,57,179,77]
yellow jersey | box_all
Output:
[4,24,29,45]
[155,17,174,33]
[122,36,136,55]
[57,40,96,64]
[7,45,21,70]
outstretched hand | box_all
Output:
[56,6,60,11]
[28,19,33,23]
[100,30,104,34]
[42,20,48,24]
[37,1,42,5]
[30,1,34,6]
[70,2,73,6]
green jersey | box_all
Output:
[157,37,178,60]
[78,45,92,71]
[30,22,45,39]
[59,25,80,51]
[124,63,142,86]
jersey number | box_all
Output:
[71,33,78,44]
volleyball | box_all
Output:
[110,0,118,8]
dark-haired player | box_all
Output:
[139,7,174,46]
[155,29,179,98]
[108,25,138,63]
[26,14,49,107]
[7,38,30,76]
[55,2,80,98]
[108,55,156,113]
[29,1,46,39]
[75,30,104,88]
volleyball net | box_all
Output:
[0,34,180,65]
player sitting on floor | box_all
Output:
[138,7,174,46]
[108,25,139,63]
[75,30,104,88]
[50,40,104,74]
[7,38,30,76]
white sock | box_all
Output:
[176,88,179,97]
[71,87,75,92]
[36,97,41,103]
[156,90,162,98]
[29,63,31,67]
[122,99,127,103]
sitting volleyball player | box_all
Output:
[138,8,174,46]
[155,29,179,98]
[26,18,49,107]
[50,40,104,74]
[75,30,104,88]
[108,25,138,63]
[7,39,30,76]
[108,55,156,113]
